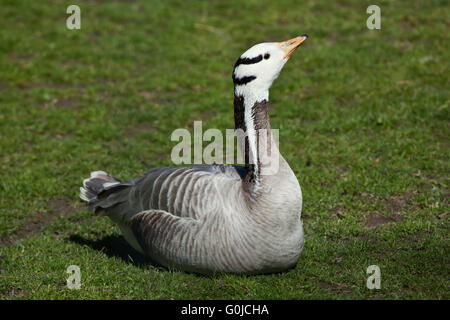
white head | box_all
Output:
[233,35,308,99]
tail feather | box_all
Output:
[79,171,124,212]
[79,186,96,202]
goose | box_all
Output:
[79,35,308,274]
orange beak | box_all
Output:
[278,34,308,59]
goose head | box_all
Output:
[233,35,308,99]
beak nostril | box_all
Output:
[278,35,308,58]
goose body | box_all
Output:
[79,35,308,274]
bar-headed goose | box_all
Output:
[80,35,308,274]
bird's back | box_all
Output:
[95,164,246,223]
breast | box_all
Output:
[219,214,304,274]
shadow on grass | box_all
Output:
[68,234,163,269]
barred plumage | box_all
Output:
[79,35,308,274]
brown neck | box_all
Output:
[234,94,279,193]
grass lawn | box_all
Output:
[0,0,448,299]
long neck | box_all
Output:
[234,86,281,193]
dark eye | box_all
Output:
[264,53,270,60]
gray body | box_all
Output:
[83,150,303,275]
[80,37,307,274]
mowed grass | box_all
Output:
[0,0,448,299]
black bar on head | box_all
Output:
[234,55,263,69]
[232,74,256,86]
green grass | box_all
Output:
[0,0,449,299]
